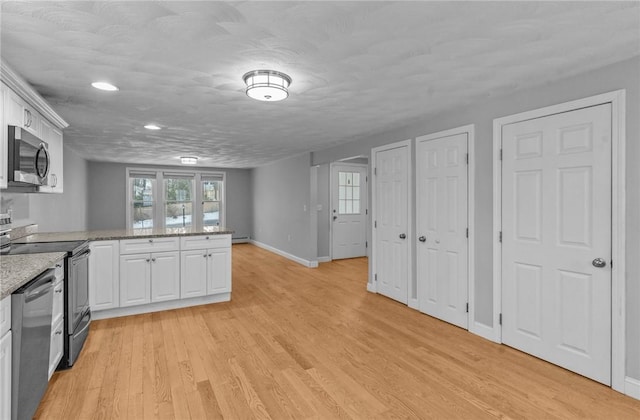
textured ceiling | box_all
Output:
[1,1,639,168]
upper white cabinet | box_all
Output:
[0,62,68,191]
[39,118,64,193]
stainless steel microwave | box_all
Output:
[7,125,50,187]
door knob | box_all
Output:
[592,258,607,268]
[418,236,426,242]
[333,216,337,221]
[399,233,406,239]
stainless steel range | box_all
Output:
[7,239,91,369]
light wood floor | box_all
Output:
[36,244,640,419]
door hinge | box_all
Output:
[374,274,377,281]
[466,302,469,313]
[365,241,368,248]
[374,167,377,175]
[466,153,469,164]
[374,220,377,228]
[366,176,368,183]
[366,209,368,215]
[499,313,502,325]
[610,260,613,269]
[466,227,469,238]
[499,149,503,160]
[499,231,502,242]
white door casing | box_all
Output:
[496,90,631,394]
[331,163,368,260]
[372,140,411,304]
[416,129,469,329]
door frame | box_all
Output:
[492,90,626,393]
[415,124,475,330]
[369,139,412,297]
[329,161,369,260]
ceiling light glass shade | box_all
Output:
[180,156,198,165]
[242,70,292,101]
[91,81,119,91]
[144,124,161,130]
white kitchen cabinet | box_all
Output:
[180,249,208,298]
[89,241,120,310]
[120,254,151,307]
[120,251,180,307]
[4,86,40,138]
[0,85,6,189]
[181,244,231,298]
[39,118,64,193]
[150,251,180,303]
[48,319,63,380]
[48,263,64,379]
[120,237,180,255]
[0,295,11,420]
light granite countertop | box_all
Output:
[14,226,234,243]
[1,252,66,299]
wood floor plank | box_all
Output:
[34,243,640,419]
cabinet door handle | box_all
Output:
[148,239,153,243]
[206,236,209,240]
[146,258,150,262]
[203,254,207,258]
[55,288,63,293]
[152,258,156,262]
[24,109,31,127]
[52,174,57,187]
[208,254,212,257]
[55,329,62,335]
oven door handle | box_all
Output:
[75,311,91,337]
[76,249,91,259]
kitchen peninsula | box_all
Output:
[14,226,234,320]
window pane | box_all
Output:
[132,177,153,201]
[339,172,345,185]
[353,172,360,186]
[353,186,360,200]
[346,172,352,186]
[133,202,153,228]
[165,178,192,201]
[339,186,346,200]
[353,201,360,214]
[339,200,346,214]
[346,186,353,199]
[346,200,353,214]
[203,201,220,226]
[203,181,221,201]
[165,202,193,227]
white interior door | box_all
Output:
[331,163,368,260]
[374,143,410,304]
[416,132,468,328]
[501,103,612,385]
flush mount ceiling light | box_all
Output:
[91,81,119,91]
[180,156,198,165]
[144,124,161,130]
[242,70,292,102]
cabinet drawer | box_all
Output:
[120,237,180,255]
[52,280,64,327]
[180,234,231,251]
[0,296,10,337]
[48,318,64,380]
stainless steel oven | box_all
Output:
[7,239,91,369]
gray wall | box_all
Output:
[316,163,330,258]
[311,56,640,381]
[251,153,315,261]
[87,161,253,239]
[0,144,89,232]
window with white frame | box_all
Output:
[126,168,225,230]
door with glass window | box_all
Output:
[201,175,223,228]
[331,163,368,260]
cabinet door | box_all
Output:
[90,241,120,310]
[181,249,207,299]
[51,279,64,327]
[151,251,180,302]
[38,118,64,193]
[0,331,11,420]
[207,247,231,295]
[0,85,6,189]
[48,319,63,380]
[120,254,151,307]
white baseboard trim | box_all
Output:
[249,240,318,268]
[625,376,640,400]
[469,321,500,343]
[92,293,231,320]
[232,237,250,244]
[366,282,377,293]
[317,256,331,263]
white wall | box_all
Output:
[311,56,640,382]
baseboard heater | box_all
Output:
[232,236,250,244]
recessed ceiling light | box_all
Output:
[180,156,198,165]
[91,81,119,91]
[243,70,292,101]
[144,124,161,130]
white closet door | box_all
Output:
[374,143,410,304]
[501,103,612,385]
[416,133,468,328]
